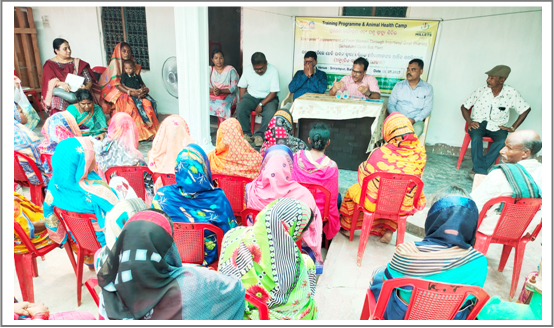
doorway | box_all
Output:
[208,7,242,76]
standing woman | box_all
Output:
[41,38,100,115]
[66,89,108,140]
[98,42,159,141]
[209,49,239,124]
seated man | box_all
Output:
[470,130,542,236]
[329,57,381,99]
[237,52,280,147]
[461,65,531,175]
[387,59,433,137]
[286,51,328,106]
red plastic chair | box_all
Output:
[240,208,302,249]
[456,107,500,170]
[15,69,44,119]
[250,111,256,134]
[245,292,270,320]
[152,172,177,187]
[53,207,101,306]
[105,166,153,202]
[40,153,53,173]
[14,222,61,303]
[213,174,253,221]
[473,196,542,300]
[299,182,332,248]
[352,172,424,266]
[85,278,100,307]
[14,151,46,206]
[360,277,490,320]
[173,222,224,269]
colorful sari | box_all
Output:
[218,198,318,320]
[260,109,308,158]
[66,104,108,137]
[98,42,158,141]
[14,107,48,185]
[209,65,239,119]
[152,144,237,265]
[14,76,40,130]
[95,210,245,320]
[207,118,262,179]
[339,112,427,236]
[369,196,487,320]
[246,145,323,263]
[14,192,54,254]
[292,149,340,239]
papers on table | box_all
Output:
[64,73,85,92]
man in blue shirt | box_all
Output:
[287,51,328,103]
[387,59,433,137]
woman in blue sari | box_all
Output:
[151,144,236,266]
[369,186,487,320]
[44,137,119,266]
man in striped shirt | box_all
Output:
[329,57,381,99]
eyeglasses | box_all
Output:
[352,70,364,75]
[254,66,266,73]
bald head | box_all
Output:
[500,130,541,163]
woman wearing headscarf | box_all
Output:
[151,144,237,266]
[219,198,318,320]
[246,145,323,269]
[339,112,427,243]
[259,109,308,158]
[43,137,119,267]
[14,192,54,255]
[207,118,262,179]
[14,76,40,130]
[148,115,195,192]
[368,186,487,320]
[95,209,245,320]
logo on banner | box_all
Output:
[297,20,316,29]
[421,22,430,30]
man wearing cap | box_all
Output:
[461,65,531,175]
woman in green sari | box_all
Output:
[66,89,108,140]
[218,198,318,320]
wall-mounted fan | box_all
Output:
[162,56,178,98]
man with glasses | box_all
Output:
[329,57,381,99]
[237,52,281,147]
[286,51,328,106]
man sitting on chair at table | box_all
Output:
[329,57,381,100]
[470,130,542,236]
[284,51,328,110]
[387,59,433,137]
[236,52,280,147]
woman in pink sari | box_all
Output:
[246,145,323,273]
[292,123,340,240]
[209,49,239,124]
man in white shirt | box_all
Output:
[236,52,280,147]
[461,65,531,175]
[470,130,541,236]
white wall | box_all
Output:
[408,7,543,147]
[31,6,178,114]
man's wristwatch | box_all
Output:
[367,90,372,97]
[259,102,263,108]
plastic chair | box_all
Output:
[360,277,490,320]
[240,208,302,249]
[85,278,100,307]
[173,222,224,269]
[104,166,153,202]
[352,172,424,266]
[251,110,256,134]
[40,153,53,173]
[152,172,177,187]
[473,196,542,300]
[298,182,332,249]
[212,174,253,221]
[14,151,46,207]
[245,292,270,320]
[91,66,107,82]
[456,107,500,170]
[53,207,101,306]
[280,92,293,108]
[418,114,431,146]
[14,222,61,303]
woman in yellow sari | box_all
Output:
[14,192,54,254]
[339,112,426,243]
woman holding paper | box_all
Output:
[41,38,101,115]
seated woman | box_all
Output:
[259,109,308,157]
[95,209,245,320]
[98,42,158,141]
[209,49,239,124]
[66,89,108,140]
[44,137,119,267]
[246,145,323,270]
[207,117,262,179]
[148,115,195,192]
[151,144,236,266]
[219,198,318,320]
[14,192,54,254]
[369,186,487,320]
[41,38,100,115]
[292,123,341,240]
[14,76,40,130]
[339,112,427,243]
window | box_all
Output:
[101,7,150,70]
[342,7,408,18]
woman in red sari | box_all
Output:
[98,42,159,141]
[41,38,101,115]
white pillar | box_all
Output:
[174,6,213,152]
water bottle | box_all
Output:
[335,90,343,99]
[342,90,350,99]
